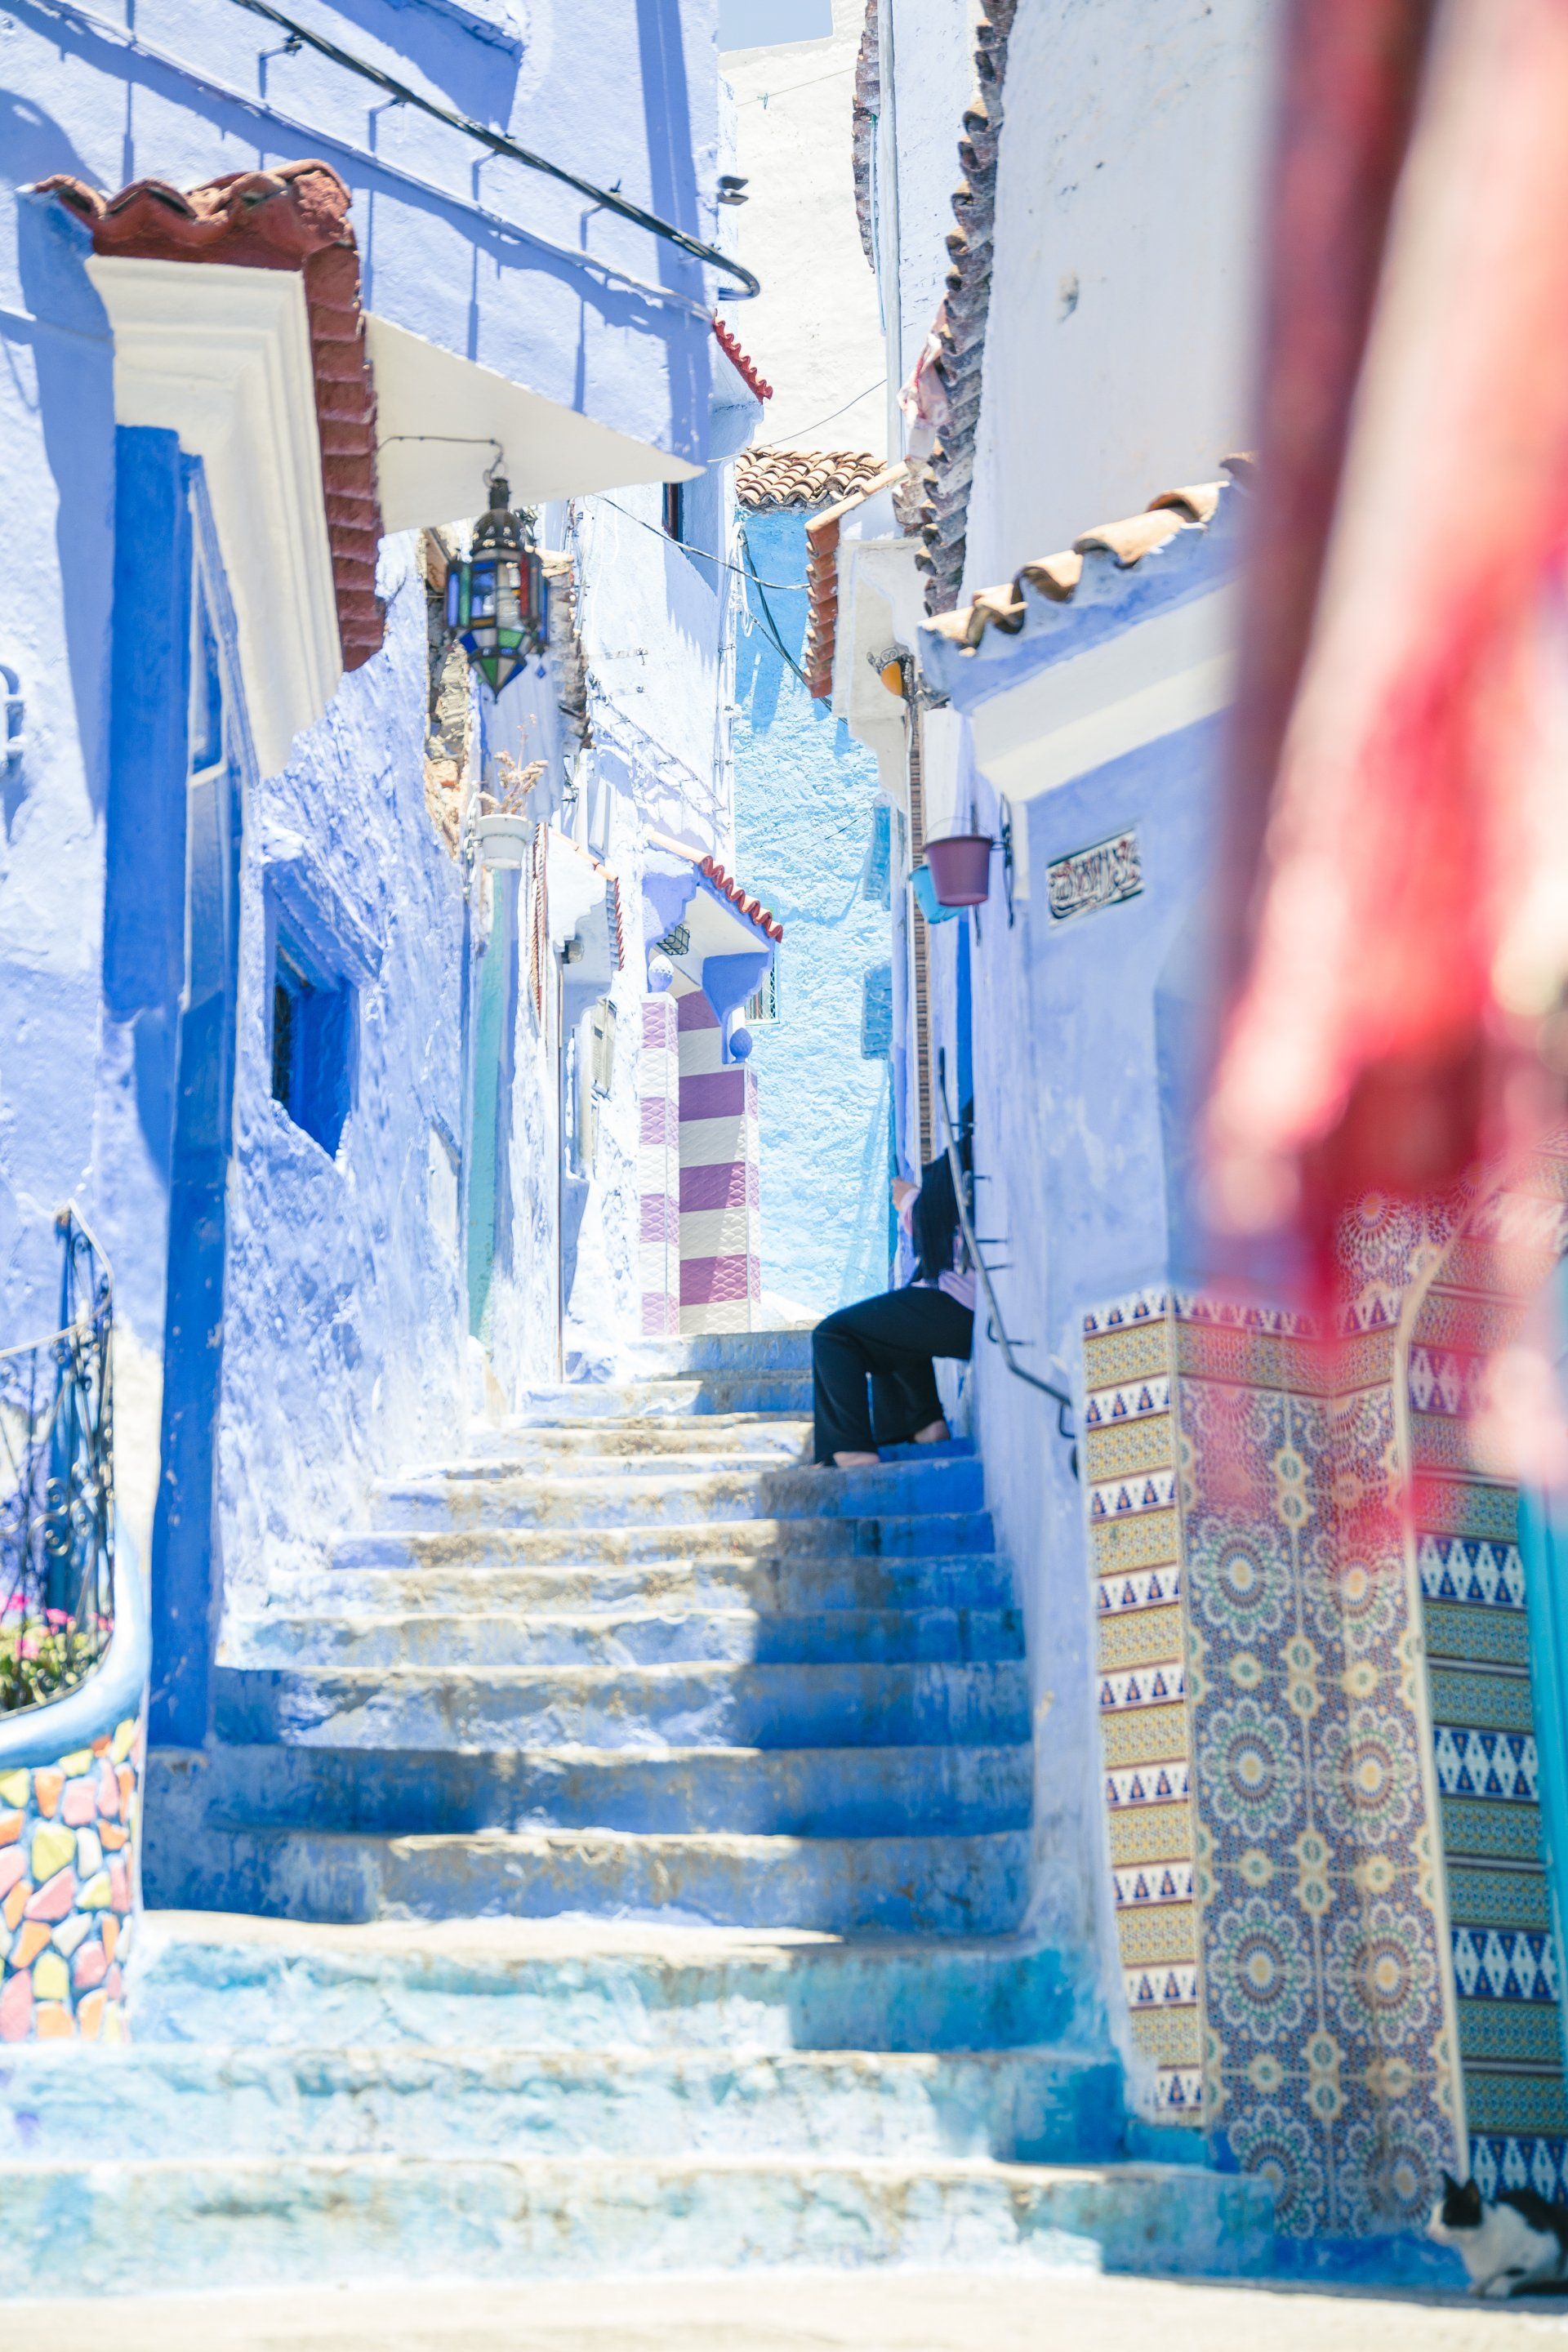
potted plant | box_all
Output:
[474,753,546,867]
[925,829,993,906]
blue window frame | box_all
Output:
[270,935,354,1156]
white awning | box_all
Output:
[367,315,700,532]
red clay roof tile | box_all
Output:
[40,160,385,672]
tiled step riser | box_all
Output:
[0,2157,1276,2297]
[226,1606,1027,1672]
[329,1513,997,1576]
[146,1742,1034,1842]
[0,2049,1127,2165]
[212,1663,1032,1753]
[299,1551,1014,1619]
[161,1827,1031,1934]
[372,1460,986,1535]
[130,1935,1087,2056]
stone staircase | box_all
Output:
[0,1330,1273,2293]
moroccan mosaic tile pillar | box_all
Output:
[1405,1165,1568,2201]
[1174,1291,1460,2242]
[1083,1292,1201,2124]
[0,1713,143,2042]
[1086,1280,1466,2239]
[637,991,681,1339]
[676,987,760,1337]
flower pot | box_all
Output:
[910,864,962,925]
[925,832,993,906]
[474,812,532,868]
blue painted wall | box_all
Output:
[732,505,892,1317]
[0,0,742,1757]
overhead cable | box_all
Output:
[225,0,760,301]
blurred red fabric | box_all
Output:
[1209,0,1568,1263]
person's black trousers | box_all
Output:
[813,1285,974,1463]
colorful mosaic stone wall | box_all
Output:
[1406,1164,1568,2201]
[0,1713,142,2041]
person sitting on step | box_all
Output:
[812,1136,974,1468]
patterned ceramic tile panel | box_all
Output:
[0,1714,142,2041]
[1174,1287,1462,2241]
[1409,1187,1568,2203]
[1084,1291,1201,2121]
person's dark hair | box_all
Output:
[911,1106,973,1285]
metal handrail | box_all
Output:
[0,1209,115,1713]
[934,1066,1078,1465]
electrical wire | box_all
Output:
[588,497,813,690]
[734,63,852,105]
[596,497,804,596]
[738,527,814,693]
[762,378,889,443]
[18,0,730,319]
[225,0,760,301]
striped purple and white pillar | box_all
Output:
[637,992,681,1339]
[676,984,760,1334]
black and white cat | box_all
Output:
[1429,2172,1568,2296]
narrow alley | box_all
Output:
[9,0,1568,2337]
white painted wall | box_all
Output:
[883,0,976,410]
[965,0,1282,587]
[722,0,887,456]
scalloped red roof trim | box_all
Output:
[698,853,783,942]
[713,317,773,403]
[40,161,385,673]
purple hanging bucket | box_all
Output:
[925,832,994,906]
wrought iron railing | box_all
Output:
[0,1211,114,1714]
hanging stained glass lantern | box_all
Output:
[446,475,547,695]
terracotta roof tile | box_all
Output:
[713,317,773,402]
[852,0,880,270]
[926,477,1237,649]
[906,0,1018,615]
[40,161,385,672]
[736,446,890,512]
[801,461,908,699]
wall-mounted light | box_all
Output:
[717,174,750,206]
[445,476,547,697]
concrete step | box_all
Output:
[328,1512,996,1579]
[513,1372,815,1419]
[635,1330,816,1375]
[0,2152,1275,2296]
[225,1604,1027,1671]
[0,2042,1126,2164]
[161,1823,1032,1932]
[468,1415,812,1463]
[130,1917,1086,2053]
[292,1550,1016,1619]
[212,1659,1031,1753]
[147,1740,1035,1841]
[372,1457,986,1535]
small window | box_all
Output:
[271,942,354,1156]
[662,483,684,541]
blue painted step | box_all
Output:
[152,1823,1032,1932]
[372,1456,987,1533]
[130,1918,1088,2052]
[0,2042,1127,2164]
[212,1659,1031,1752]
[0,2151,1275,2296]
[305,1548,1017,1616]
[147,1739,1034,1838]
[229,1601,1027,1669]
